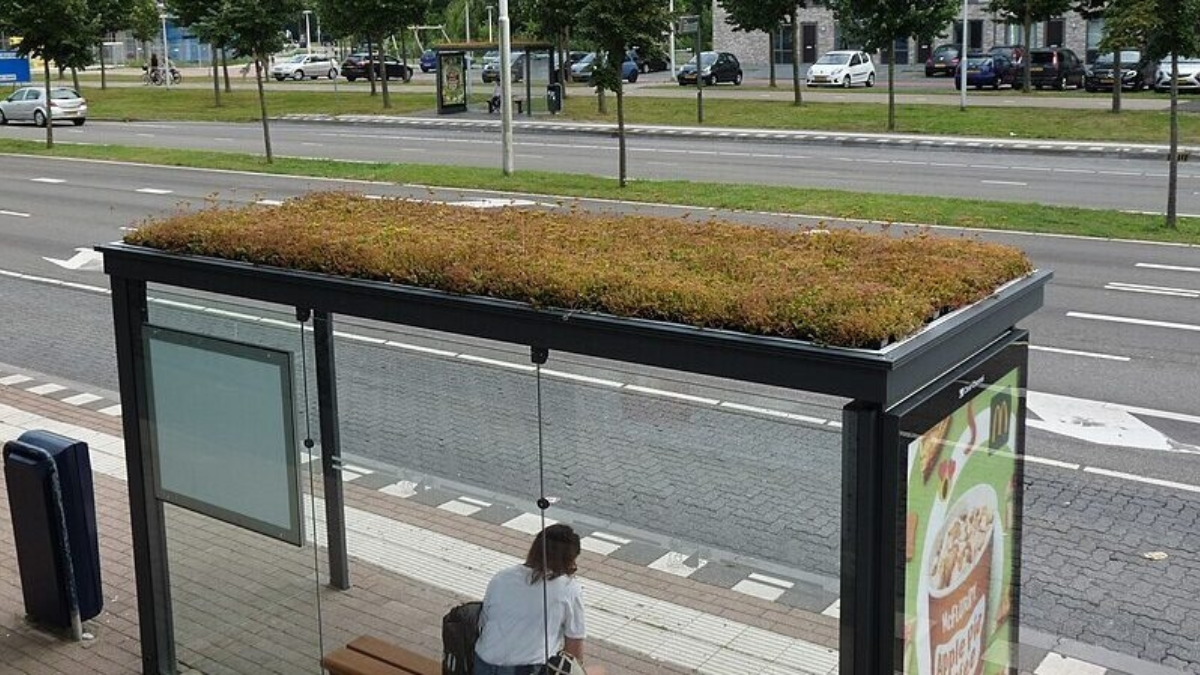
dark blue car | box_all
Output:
[954,54,1016,90]
[419,49,437,73]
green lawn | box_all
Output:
[76,86,435,122]
[1,138,1196,244]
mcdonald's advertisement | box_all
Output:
[903,367,1020,675]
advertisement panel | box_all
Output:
[897,342,1026,675]
[437,51,468,114]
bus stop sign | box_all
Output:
[676,15,700,35]
[0,52,32,84]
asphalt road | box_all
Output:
[1,155,1198,668]
[2,119,1197,216]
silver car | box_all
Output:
[0,86,88,127]
[1155,56,1200,92]
[271,53,339,81]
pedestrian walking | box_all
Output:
[473,525,605,675]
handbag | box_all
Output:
[541,652,587,675]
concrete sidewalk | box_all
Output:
[0,373,1188,675]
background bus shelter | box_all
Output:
[434,41,555,117]
[100,240,1049,675]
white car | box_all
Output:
[1155,56,1200,92]
[806,50,876,88]
[271,53,339,81]
[0,86,87,127]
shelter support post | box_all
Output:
[313,310,350,590]
[111,277,177,675]
[840,402,888,675]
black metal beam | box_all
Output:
[111,278,176,675]
[98,244,1051,407]
[839,401,882,675]
[313,311,350,590]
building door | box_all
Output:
[917,39,933,63]
[1045,19,1065,47]
[802,23,818,64]
[969,20,984,51]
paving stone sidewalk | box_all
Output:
[0,382,1188,675]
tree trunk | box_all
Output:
[768,34,776,88]
[597,87,606,114]
[1111,49,1122,114]
[791,8,801,106]
[71,67,80,93]
[888,43,896,132]
[367,37,377,96]
[43,59,54,149]
[1167,53,1179,229]
[379,35,392,109]
[221,49,231,93]
[1021,8,1032,93]
[212,49,222,107]
[617,79,627,187]
[255,53,273,163]
[99,41,107,90]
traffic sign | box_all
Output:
[676,15,700,35]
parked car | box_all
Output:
[1154,56,1200,92]
[569,50,590,64]
[1085,50,1156,92]
[419,49,438,72]
[806,50,875,88]
[955,53,1017,90]
[676,51,743,86]
[0,86,87,127]
[570,52,639,83]
[925,44,961,77]
[1027,47,1086,90]
[987,44,1025,66]
[630,47,668,73]
[340,54,413,82]
[482,51,527,83]
[271,53,338,81]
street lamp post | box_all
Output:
[303,10,313,55]
[160,12,171,89]
[466,2,471,43]
[499,0,514,175]
[486,6,495,44]
[959,0,968,111]
[668,0,676,76]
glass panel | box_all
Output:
[149,287,325,674]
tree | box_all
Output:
[128,0,160,68]
[0,0,94,147]
[829,0,958,130]
[171,0,236,107]
[91,0,131,89]
[515,0,586,92]
[719,0,791,90]
[576,0,672,187]
[317,0,424,108]
[224,0,305,162]
[1105,0,1200,228]
[988,0,1072,91]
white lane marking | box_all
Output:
[588,531,632,546]
[731,579,787,602]
[821,599,841,618]
[25,383,67,396]
[0,375,34,386]
[97,404,122,417]
[1035,653,1107,675]
[1030,345,1130,362]
[981,180,1028,186]
[456,353,536,372]
[718,401,832,426]
[135,133,156,138]
[61,393,103,406]
[383,340,457,357]
[438,499,485,517]
[748,573,794,590]
[502,512,556,534]
[379,481,418,498]
[1083,467,1200,495]
[1068,311,1200,333]
[301,142,324,147]
[540,369,624,388]
[1105,282,1199,298]
[0,210,31,217]
[1136,262,1200,274]
[1022,455,1081,471]
[31,177,65,184]
[623,385,720,406]
[648,551,707,578]
[581,536,623,555]
[255,199,284,206]
[136,188,174,195]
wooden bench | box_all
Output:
[322,636,441,675]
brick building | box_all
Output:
[712,2,1104,69]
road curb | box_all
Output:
[275,113,1195,161]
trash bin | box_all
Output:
[546,83,563,114]
[4,430,103,634]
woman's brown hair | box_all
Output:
[525,524,581,583]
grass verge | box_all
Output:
[71,86,1200,144]
[1,137,1196,244]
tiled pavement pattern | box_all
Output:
[0,377,1189,675]
[276,114,1187,160]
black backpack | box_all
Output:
[442,601,483,675]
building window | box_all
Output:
[1085,18,1104,63]
[773,23,794,65]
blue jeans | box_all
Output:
[473,655,539,675]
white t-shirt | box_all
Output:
[474,564,587,666]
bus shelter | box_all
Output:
[433,41,556,116]
[99,229,1049,675]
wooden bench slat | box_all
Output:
[348,636,442,675]
[322,647,412,675]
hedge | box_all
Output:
[125,193,1034,348]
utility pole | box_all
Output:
[499,0,514,174]
[303,10,313,54]
[487,6,494,43]
[695,6,704,124]
[668,0,676,76]
[959,0,967,111]
[466,2,472,43]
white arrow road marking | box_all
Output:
[42,247,104,272]
[1068,311,1200,333]
[1028,391,1200,454]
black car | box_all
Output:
[341,54,413,82]
[925,44,960,77]
[1085,50,1157,92]
[630,47,669,73]
[987,44,1025,66]
[677,51,743,86]
[1027,47,1086,90]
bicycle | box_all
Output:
[141,66,183,86]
